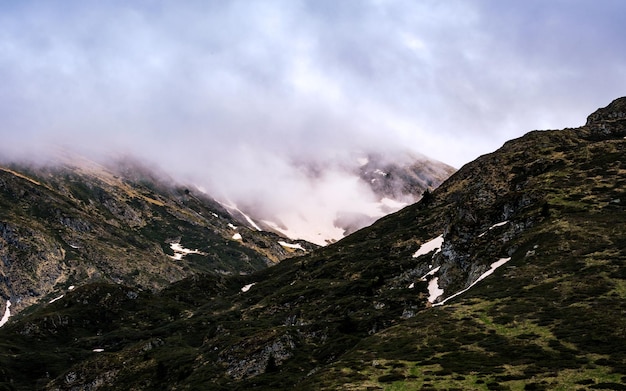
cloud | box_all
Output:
[1,0,625,225]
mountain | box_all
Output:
[229,150,455,245]
[0,157,315,316]
[0,97,625,390]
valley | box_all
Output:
[0,98,624,390]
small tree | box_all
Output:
[265,353,279,373]
[421,188,433,205]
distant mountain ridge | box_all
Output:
[231,150,455,244]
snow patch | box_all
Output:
[433,257,512,306]
[232,233,242,240]
[278,240,305,251]
[0,300,11,327]
[241,283,256,293]
[413,235,444,258]
[211,212,218,218]
[427,277,445,303]
[170,242,205,260]
[68,285,75,291]
[408,282,415,289]
[92,348,105,353]
[49,295,64,304]
[228,223,237,230]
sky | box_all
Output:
[1,0,626,238]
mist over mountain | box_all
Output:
[0,97,624,390]
[2,1,624,247]
[0,156,318,317]
[0,1,625,389]
[0,145,450,321]
[224,149,455,245]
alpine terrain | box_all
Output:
[223,150,455,245]
[0,97,625,390]
[0,156,316,318]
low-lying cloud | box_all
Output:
[1,0,625,241]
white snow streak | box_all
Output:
[278,241,305,251]
[221,200,262,231]
[232,233,242,240]
[0,300,11,327]
[241,283,256,293]
[420,266,441,280]
[433,257,511,306]
[240,212,262,231]
[49,295,64,304]
[478,221,509,237]
[412,235,444,258]
[228,223,237,230]
[92,349,105,353]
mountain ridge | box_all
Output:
[0,158,316,317]
[0,97,625,390]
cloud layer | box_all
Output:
[1,0,626,229]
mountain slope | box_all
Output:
[0,98,625,390]
[0,158,315,316]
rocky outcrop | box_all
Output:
[220,333,296,380]
[585,96,626,139]
[0,222,67,312]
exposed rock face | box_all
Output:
[0,222,66,310]
[585,96,626,139]
[357,151,456,202]
[221,333,296,380]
